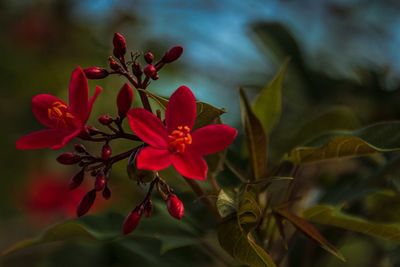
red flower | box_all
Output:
[16,67,102,150]
[127,86,237,180]
[22,172,105,220]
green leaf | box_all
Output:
[287,121,400,164]
[139,89,225,129]
[291,106,361,147]
[195,102,226,128]
[304,205,400,243]
[217,189,237,218]
[237,190,262,231]
[137,89,169,109]
[218,216,277,267]
[240,88,268,180]
[3,203,200,257]
[275,206,345,262]
[157,235,199,255]
[218,188,276,266]
[253,59,289,135]
[2,213,121,256]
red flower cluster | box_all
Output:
[16,32,237,231]
[16,67,101,150]
[128,86,237,180]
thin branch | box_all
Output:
[224,159,248,182]
[121,72,153,113]
[184,178,221,219]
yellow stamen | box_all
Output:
[168,125,192,153]
[47,101,75,128]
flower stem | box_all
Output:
[184,178,220,219]
[121,71,153,113]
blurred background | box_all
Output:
[2,0,400,266]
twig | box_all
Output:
[184,178,221,219]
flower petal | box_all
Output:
[32,94,66,129]
[50,129,81,150]
[172,152,208,180]
[136,147,172,171]
[16,129,70,150]
[84,86,102,122]
[127,108,168,148]
[68,67,89,122]
[190,124,238,155]
[166,86,196,133]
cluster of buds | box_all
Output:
[56,143,113,217]
[57,33,185,225]
[122,174,185,235]
[83,32,183,90]
[16,31,237,237]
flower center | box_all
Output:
[168,125,192,153]
[47,102,75,128]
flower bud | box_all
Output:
[144,200,153,218]
[162,46,183,63]
[132,62,142,77]
[83,67,109,79]
[86,126,100,136]
[98,115,113,125]
[152,73,159,80]
[69,170,85,190]
[117,83,133,118]
[144,52,154,64]
[101,144,112,160]
[109,57,119,70]
[80,126,99,138]
[77,189,96,217]
[57,152,81,165]
[94,172,106,191]
[102,185,111,200]
[143,64,157,79]
[167,194,184,220]
[74,144,87,153]
[122,208,142,235]
[113,32,127,58]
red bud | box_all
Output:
[86,126,100,135]
[167,194,184,220]
[83,67,109,79]
[57,153,81,165]
[122,208,142,235]
[117,83,133,118]
[101,144,112,160]
[113,33,127,58]
[144,52,154,64]
[162,46,183,63]
[102,185,111,200]
[143,64,157,79]
[144,200,153,218]
[109,57,119,70]
[74,144,87,153]
[94,172,106,191]
[98,115,113,125]
[69,170,85,190]
[77,189,96,217]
